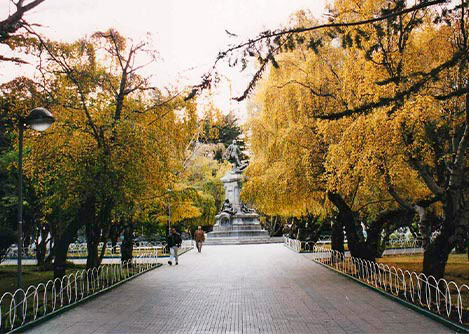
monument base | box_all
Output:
[208,166,270,245]
[206,212,270,243]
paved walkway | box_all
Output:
[26,244,455,334]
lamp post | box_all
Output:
[168,202,171,234]
[16,108,54,290]
[167,189,172,234]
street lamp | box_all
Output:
[16,107,54,289]
[167,189,172,234]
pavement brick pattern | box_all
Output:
[26,244,456,334]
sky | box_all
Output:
[0,0,329,121]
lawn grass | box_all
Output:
[377,253,469,287]
[0,264,85,297]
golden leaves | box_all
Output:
[244,1,461,220]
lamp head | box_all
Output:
[26,108,54,131]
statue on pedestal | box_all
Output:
[224,140,247,172]
[218,139,257,217]
[207,138,269,240]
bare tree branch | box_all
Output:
[0,54,28,63]
[188,0,449,100]
[449,89,469,187]
[407,157,445,196]
[0,0,45,43]
[273,79,335,98]
[26,27,102,144]
[318,50,465,120]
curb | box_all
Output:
[313,260,469,333]
[8,263,162,334]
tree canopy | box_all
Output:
[242,0,469,279]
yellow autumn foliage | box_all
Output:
[244,2,463,223]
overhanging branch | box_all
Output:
[187,0,449,101]
[317,50,464,120]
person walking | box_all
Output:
[167,227,182,265]
[194,226,205,253]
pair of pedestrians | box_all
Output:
[167,226,205,266]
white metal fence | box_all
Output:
[4,239,195,263]
[290,241,469,327]
[284,236,424,255]
[0,251,159,333]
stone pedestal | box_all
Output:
[220,171,242,212]
[206,170,270,244]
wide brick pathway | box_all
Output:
[26,244,455,334]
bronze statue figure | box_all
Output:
[224,139,247,171]
[221,199,236,216]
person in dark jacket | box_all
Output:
[167,227,182,265]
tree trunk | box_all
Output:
[331,220,344,253]
[422,187,469,279]
[327,192,374,261]
[43,252,53,270]
[35,223,50,268]
[455,232,468,253]
[97,240,107,266]
[328,192,416,262]
[364,208,415,260]
[54,198,93,278]
[53,237,70,279]
[423,223,457,280]
[121,223,134,263]
[110,224,122,254]
[36,242,46,267]
[86,234,99,269]
[53,219,83,279]
[269,216,279,237]
[87,198,113,268]
[85,201,99,270]
[365,221,384,261]
[97,223,112,267]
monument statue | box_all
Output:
[205,137,269,242]
[224,139,247,172]
[221,199,236,216]
[240,203,255,214]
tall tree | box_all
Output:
[22,29,196,277]
[245,1,469,278]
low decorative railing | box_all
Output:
[283,236,315,252]
[180,240,195,252]
[67,245,164,259]
[383,239,423,255]
[0,251,158,333]
[284,236,423,255]
[4,240,195,263]
[65,240,194,258]
[386,238,422,249]
[310,246,469,328]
